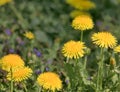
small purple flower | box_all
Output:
[35,70,41,75]
[36,51,41,57]
[33,48,41,57]
[9,49,15,53]
[45,67,49,71]
[5,29,12,36]
[65,79,69,85]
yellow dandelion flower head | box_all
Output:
[62,40,86,59]
[0,0,12,6]
[72,15,94,31]
[91,32,117,48]
[114,45,120,53]
[24,31,34,39]
[37,72,62,92]
[66,0,96,10]
[70,10,90,18]
[7,67,33,82]
[1,54,24,71]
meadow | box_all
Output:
[0,0,120,92]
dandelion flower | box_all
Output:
[66,0,96,10]
[72,15,94,31]
[114,45,120,53]
[0,0,11,6]
[37,72,62,92]
[62,40,86,59]
[91,32,117,48]
[7,67,33,82]
[24,31,34,40]
[1,54,24,71]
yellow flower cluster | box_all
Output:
[66,0,96,18]
[66,0,95,10]
[0,54,33,82]
[62,40,86,59]
[0,0,11,6]
[61,1,95,61]
[72,15,94,31]
[62,25,119,62]
[37,72,62,92]
[24,31,34,40]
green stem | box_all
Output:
[96,48,104,92]
[9,2,28,29]
[66,57,69,63]
[24,83,27,92]
[38,87,40,92]
[77,59,84,90]
[100,48,104,90]
[38,85,41,92]
[80,31,83,41]
[10,68,13,92]
[83,56,87,70]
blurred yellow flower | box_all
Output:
[7,67,33,82]
[114,45,120,53]
[70,10,90,18]
[66,0,95,10]
[1,54,24,71]
[72,15,94,31]
[91,32,117,48]
[62,40,86,59]
[24,31,34,39]
[0,0,11,6]
[37,72,62,92]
